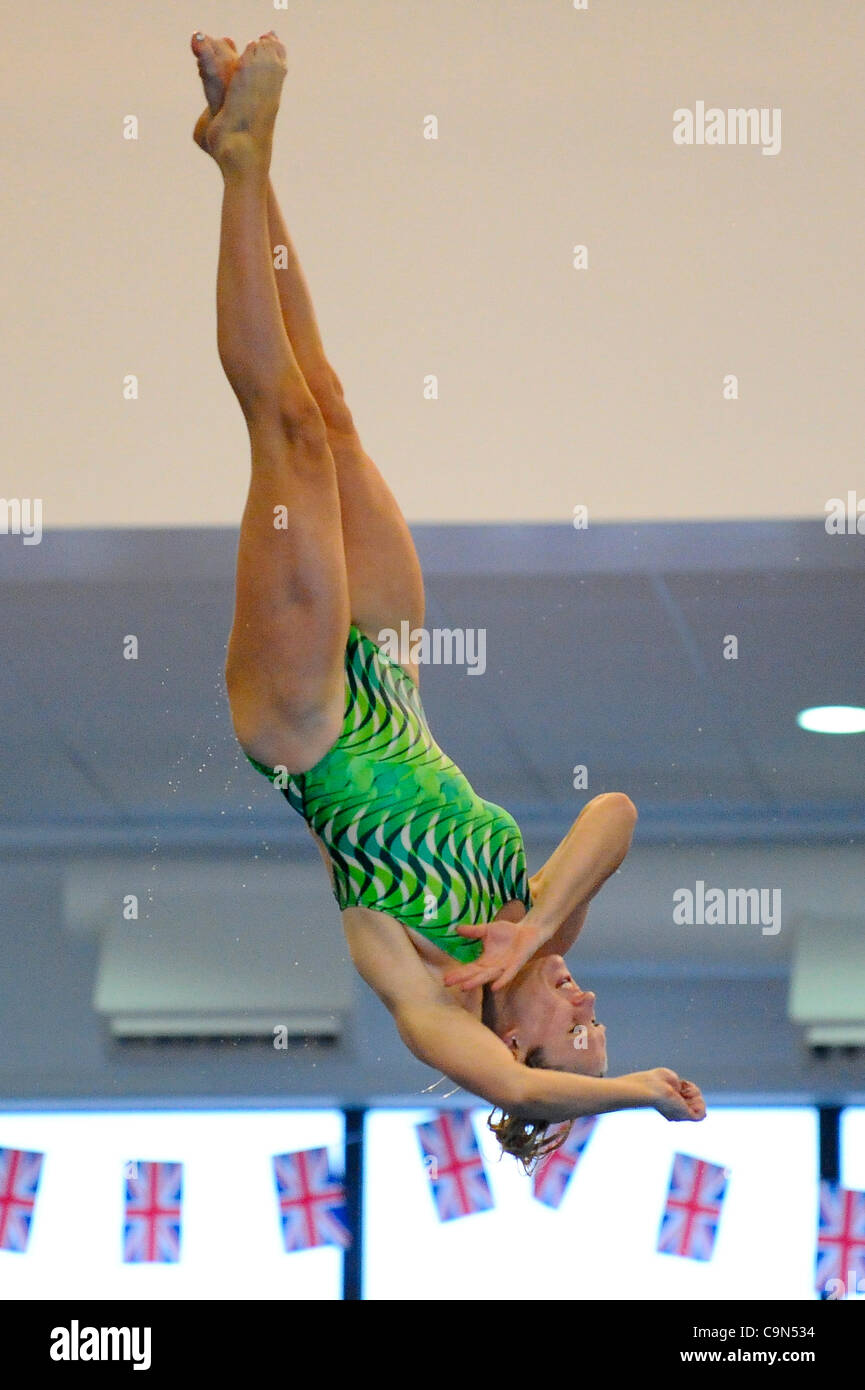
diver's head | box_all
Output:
[484,953,607,1076]
[482,954,607,1171]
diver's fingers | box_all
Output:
[442,966,475,987]
[447,966,502,992]
[490,962,524,991]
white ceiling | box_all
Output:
[3,0,864,524]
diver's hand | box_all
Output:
[641,1068,706,1121]
[442,916,545,992]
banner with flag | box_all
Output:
[532,1116,597,1209]
[273,1147,351,1252]
[123,1160,183,1263]
[0,1146,44,1253]
[657,1152,728,1261]
[416,1110,494,1221]
[815,1180,865,1297]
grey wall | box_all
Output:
[2,522,862,1111]
[2,846,863,1110]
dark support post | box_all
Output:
[819,1105,841,1184]
[818,1104,842,1299]
[342,1107,366,1301]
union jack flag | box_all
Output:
[657,1153,728,1261]
[0,1147,44,1253]
[273,1147,351,1252]
[123,1161,182,1263]
[416,1110,494,1221]
[815,1181,865,1297]
[532,1117,597,1209]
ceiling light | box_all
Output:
[796,705,865,734]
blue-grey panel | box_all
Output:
[0,522,862,848]
[425,573,759,809]
[665,570,865,804]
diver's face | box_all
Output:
[499,954,607,1075]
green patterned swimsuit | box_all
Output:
[245,624,531,963]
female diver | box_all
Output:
[191,30,706,1168]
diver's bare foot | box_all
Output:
[191,33,238,152]
[204,33,287,172]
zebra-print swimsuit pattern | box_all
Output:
[245,624,531,963]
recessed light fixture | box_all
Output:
[796,705,865,734]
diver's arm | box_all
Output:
[345,917,704,1123]
[395,999,702,1122]
[514,1061,705,1124]
[532,900,590,960]
[529,792,637,953]
[443,792,639,993]
[395,998,642,1115]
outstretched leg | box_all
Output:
[265,186,426,651]
[192,33,425,654]
[206,35,350,771]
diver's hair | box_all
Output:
[479,985,574,1173]
[486,1046,573,1174]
